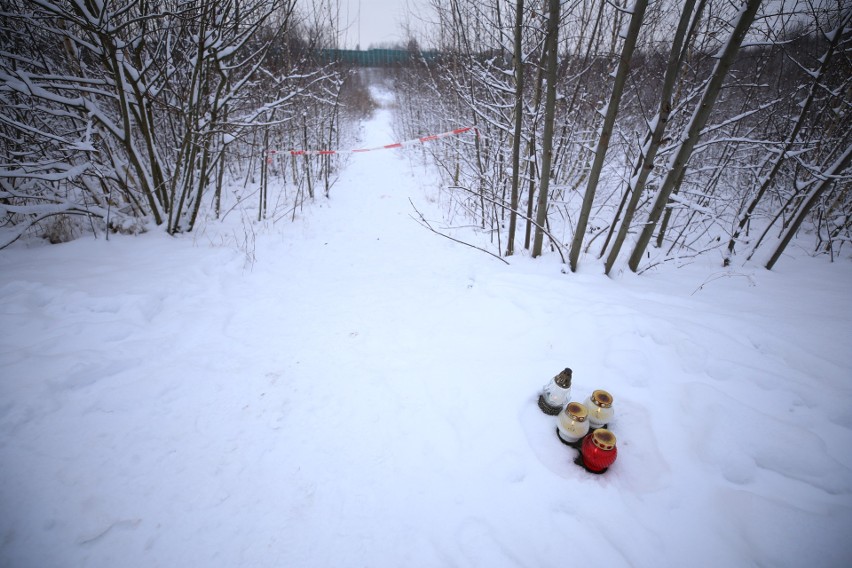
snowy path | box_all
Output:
[2,87,852,567]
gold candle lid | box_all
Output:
[591,429,617,451]
[591,389,613,408]
[553,368,573,389]
[566,402,588,421]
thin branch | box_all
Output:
[448,184,567,264]
[408,198,510,265]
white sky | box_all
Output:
[332,0,834,50]
[338,0,428,49]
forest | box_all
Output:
[1,0,850,274]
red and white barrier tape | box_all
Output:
[267,126,478,158]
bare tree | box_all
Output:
[765,144,852,269]
[506,0,525,256]
[531,0,561,258]
[627,0,762,272]
[602,0,701,275]
[567,0,649,271]
[727,7,852,266]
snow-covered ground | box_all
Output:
[2,87,851,567]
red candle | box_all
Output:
[580,429,618,473]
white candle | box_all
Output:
[557,402,590,443]
[584,389,614,429]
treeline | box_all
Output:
[394,0,851,271]
[0,0,370,247]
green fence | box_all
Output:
[318,49,440,67]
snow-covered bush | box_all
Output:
[0,0,353,248]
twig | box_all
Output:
[447,184,567,264]
[691,270,756,295]
[408,198,510,265]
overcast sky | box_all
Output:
[338,0,429,49]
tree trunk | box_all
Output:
[506,0,525,257]
[531,0,561,258]
[765,145,852,270]
[524,20,547,251]
[568,0,649,271]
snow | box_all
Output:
[2,87,852,567]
